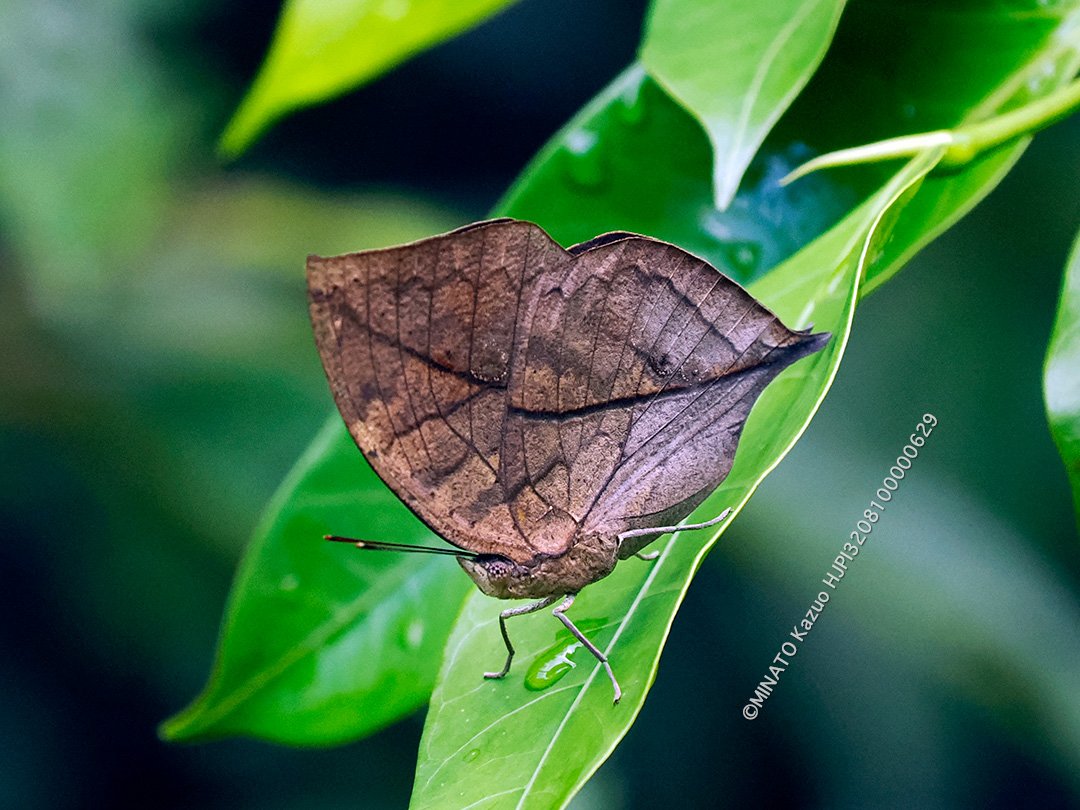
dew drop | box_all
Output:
[615,77,647,128]
[400,618,424,649]
[563,129,607,190]
[279,573,299,592]
[462,748,480,763]
[525,639,584,690]
[724,241,762,275]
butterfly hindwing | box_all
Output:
[504,233,828,542]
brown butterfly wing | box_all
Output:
[307,219,570,563]
[309,220,827,567]
[502,234,828,551]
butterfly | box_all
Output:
[307,218,828,703]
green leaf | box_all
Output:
[160,417,472,744]
[792,0,1080,292]
[859,8,1080,291]
[220,0,521,156]
[1046,223,1080,530]
[408,153,942,810]
[640,0,848,209]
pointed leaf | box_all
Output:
[161,417,471,744]
[220,0,521,156]
[640,0,848,209]
[1046,222,1080,529]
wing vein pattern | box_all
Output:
[307,220,827,565]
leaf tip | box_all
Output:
[217,106,261,161]
[711,164,738,212]
[779,160,818,187]
[157,705,201,744]
[157,689,226,744]
[217,74,287,160]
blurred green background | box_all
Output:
[3,0,1079,807]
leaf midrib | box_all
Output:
[512,522,681,810]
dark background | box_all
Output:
[3,0,1079,807]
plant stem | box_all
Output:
[781,74,1080,185]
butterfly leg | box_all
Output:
[634,550,660,561]
[485,595,559,680]
[552,594,622,704]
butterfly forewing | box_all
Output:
[308,220,568,562]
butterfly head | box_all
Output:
[457,529,619,600]
[457,554,532,599]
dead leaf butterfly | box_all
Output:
[308,218,828,703]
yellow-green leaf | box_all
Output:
[220,0,521,156]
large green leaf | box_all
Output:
[220,0,521,156]
[640,0,848,209]
[160,418,472,744]
[1046,223,1080,529]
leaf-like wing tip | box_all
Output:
[798,329,832,356]
[773,327,831,370]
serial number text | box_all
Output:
[742,413,938,720]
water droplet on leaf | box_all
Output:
[724,241,762,275]
[563,129,607,190]
[525,638,585,690]
[616,78,647,128]
[462,748,480,763]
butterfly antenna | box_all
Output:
[325,536,481,559]
[616,507,732,542]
